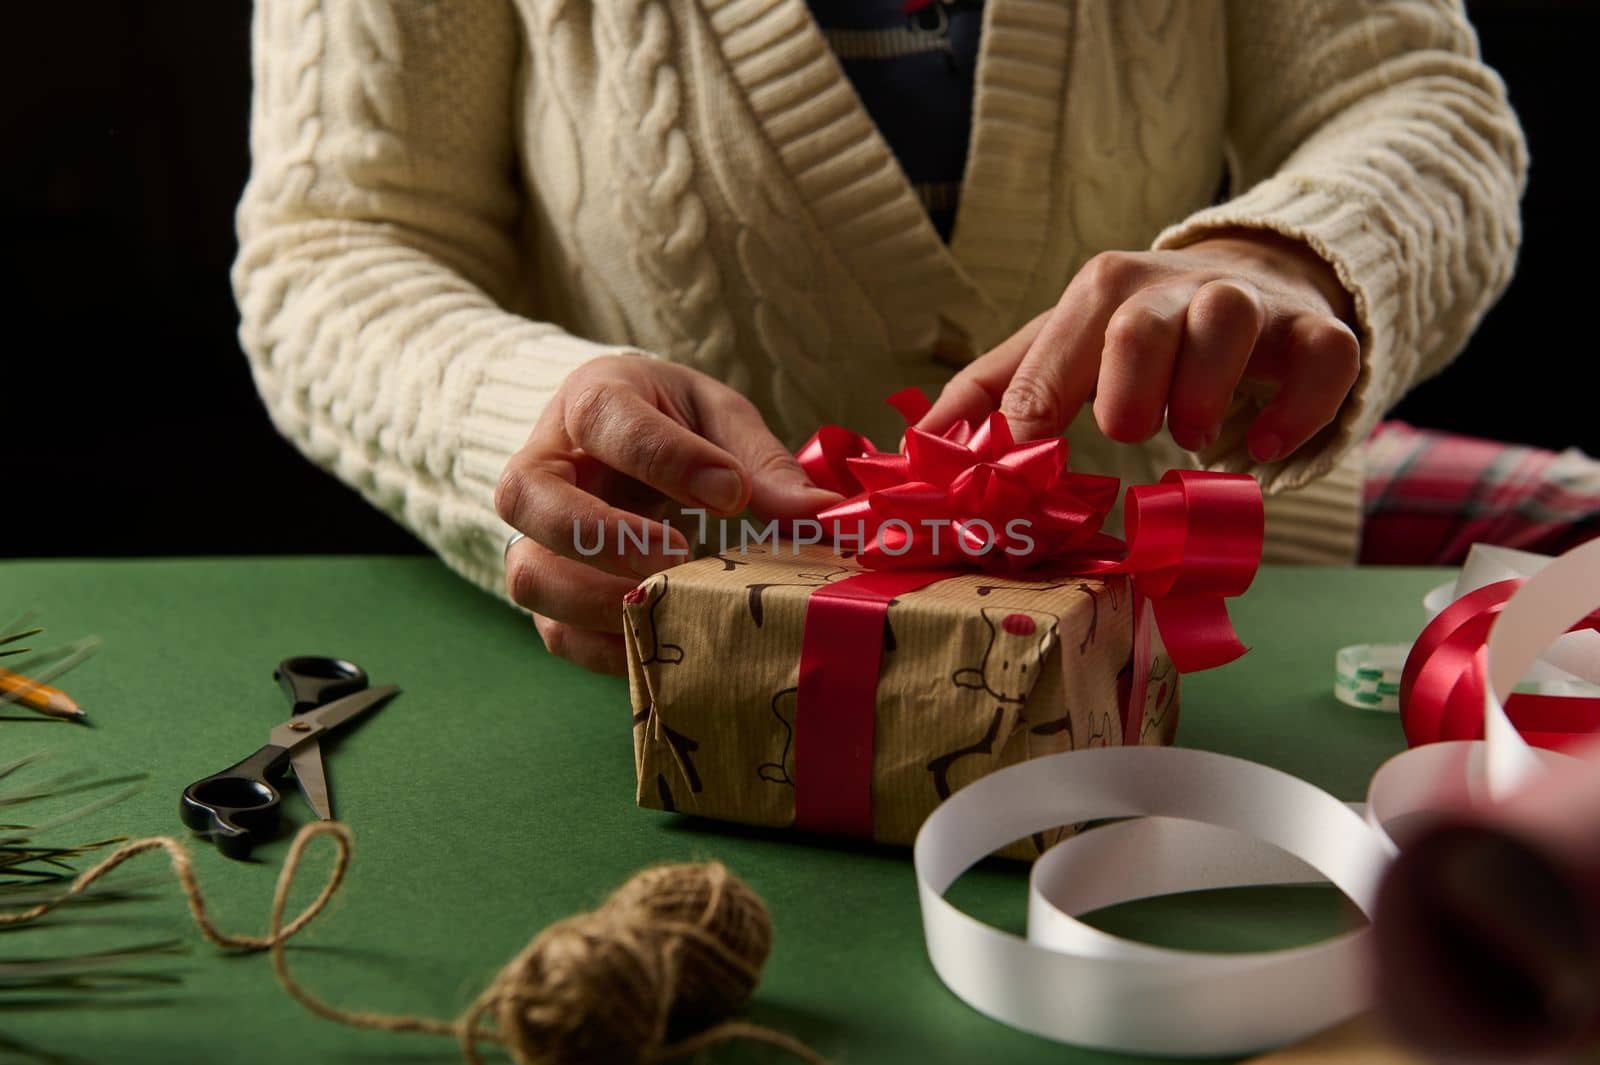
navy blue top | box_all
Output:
[806,0,984,241]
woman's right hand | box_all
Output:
[495,355,840,675]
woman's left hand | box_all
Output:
[918,230,1360,463]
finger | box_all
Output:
[1246,314,1361,463]
[505,538,637,632]
[565,380,751,515]
[1092,282,1191,444]
[532,614,628,676]
[1166,280,1266,451]
[496,429,689,578]
[1002,252,1140,440]
[695,389,843,520]
[918,310,1051,434]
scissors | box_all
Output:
[180,656,398,859]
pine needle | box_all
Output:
[0,783,142,848]
[0,624,43,661]
[0,613,39,642]
[0,874,164,909]
[0,628,43,649]
[0,940,187,981]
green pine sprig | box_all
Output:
[1,756,187,1008]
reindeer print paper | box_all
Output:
[623,543,1179,855]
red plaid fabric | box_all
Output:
[1361,421,1600,565]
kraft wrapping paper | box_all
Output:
[624,542,1179,853]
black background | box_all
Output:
[1,1,1591,559]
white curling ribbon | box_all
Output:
[914,540,1600,1057]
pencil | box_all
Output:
[0,665,87,722]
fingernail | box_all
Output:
[689,466,744,513]
[1250,432,1282,463]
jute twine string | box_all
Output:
[1,822,826,1065]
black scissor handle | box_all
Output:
[179,743,292,860]
[274,656,368,717]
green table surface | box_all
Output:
[0,558,1446,1065]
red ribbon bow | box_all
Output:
[786,390,1263,837]
[797,389,1124,571]
[796,388,1264,673]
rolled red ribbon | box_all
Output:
[1400,579,1600,750]
[789,391,1264,837]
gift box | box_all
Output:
[624,390,1261,854]
[624,542,1180,853]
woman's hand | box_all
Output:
[920,230,1360,463]
[496,356,840,675]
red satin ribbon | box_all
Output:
[1079,470,1264,673]
[788,390,1265,837]
[1401,578,1600,751]
[794,569,950,836]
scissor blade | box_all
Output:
[289,745,331,820]
[268,684,398,749]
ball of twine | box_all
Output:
[488,860,774,1064]
[2,823,822,1065]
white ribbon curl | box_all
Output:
[914,538,1600,1056]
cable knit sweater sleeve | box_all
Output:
[1154,0,1528,493]
[232,0,635,594]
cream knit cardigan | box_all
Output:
[233,0,1526,592]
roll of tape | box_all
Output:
[1335,643,1408,711]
